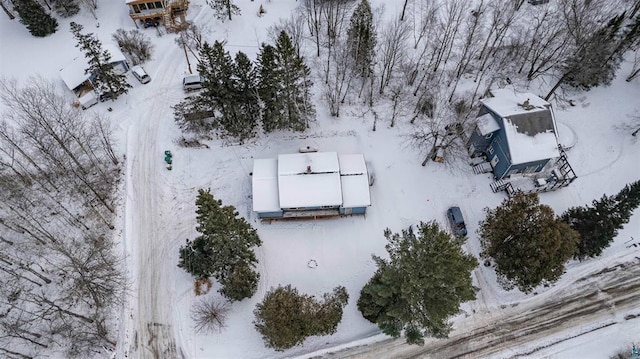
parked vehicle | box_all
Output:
[182,74,203,92]
[446,207,467,237]
[132,65,151,84]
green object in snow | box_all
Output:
[165,156,172,164]
[164,150,172,157]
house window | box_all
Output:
[155,1,163,8]
[147,2,155,9]
[484,133,493,140]
[139,3,147,10]
[488,146,494,155]
[132,4,140,13]
[490,155,499,167]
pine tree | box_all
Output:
[347,0,376,77]
[178,189,262,302]
[562,180,640,259]
[70,22,131,101]
[357,221,478,344]
[231,51,260,140]
[52,0,80,17]
[479,192,579,293]
[563,14,627,90]
[254,285,349,351]
[257,43,281,133]
[206,0,240,21]
[14,0,58,37]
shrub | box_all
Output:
[191,298,230,333]
[112,29,153,65]
[254,285,348,351]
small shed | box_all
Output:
[252,152,371,219]
[60,44,129,97]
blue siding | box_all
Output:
[258,211,283,218]
[340,207,367,215]
[468,107,500,156]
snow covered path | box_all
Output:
[321,257,640,358]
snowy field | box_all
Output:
[1,0,639,358]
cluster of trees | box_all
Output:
[562,180,640,259]
[178,189,262,302]
[174,31,315,140]
[10,0,100,37]
[70,22,131,102]
[0,78,124,358]
[479,184,640,293]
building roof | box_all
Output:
[338,154,371,207]
[252,152,372,213]
[477,113,500,135]
[482,89,560,164]
[59,44,127,91]
[277,152,342,208]
[252,159,281,212]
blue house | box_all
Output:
[468,89,562,180]
[252,152,371,219]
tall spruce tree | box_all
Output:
[70,22,131,101]
[207,0,240,21]
[256,44,281,133]
[479,192,579,293]
[347,0,376,77]
[562,180,640,259]
[14,0,58,37]
[178,189,261,302]
[357,222,478,344]
[257,31,315,132]
[232,51,260,140]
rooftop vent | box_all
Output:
[518,98,536,111]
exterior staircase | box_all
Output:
[472,162,493,175]
[490,179,510,193]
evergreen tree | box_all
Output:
[479,192,579,293]
[347,0,376,77]
[256,44,281,133]
[562,180,640,259]
[70,22,131,101]
[231,51,260,140]
[52,0,80,17]
[207,0,240,21]
[254,285,349,351]
[178,189,262,302]
[14,0,58,37]
[275,31,315,131]
[357,221,478,344]
[256,31,315,133]
[563,14,627,90]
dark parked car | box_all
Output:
[447,207,467,237]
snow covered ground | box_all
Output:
[1,0,639,358]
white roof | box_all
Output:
[504,119,560,164]
[482,89,550,117]
[278,172,343,208]
[252,159,281,212]
[277,152,342,208]
[278,152,340,175]
[477,113,500,135]
[59,44,127,90]
[339,154,371,207]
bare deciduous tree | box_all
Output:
[191,299,230,333]
[377,16,409,94]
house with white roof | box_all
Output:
[467,89,577,195]
[252,152,371,219]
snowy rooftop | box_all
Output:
[482,89,550,117]
[252,159,280,212]
[59,44,127,90]
[482,89,560,164]
[252,152,371,211]
[338,154,371,208]
[477,113,501,135]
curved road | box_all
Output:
[324,258,640,359]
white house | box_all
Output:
[252,152,371,219]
